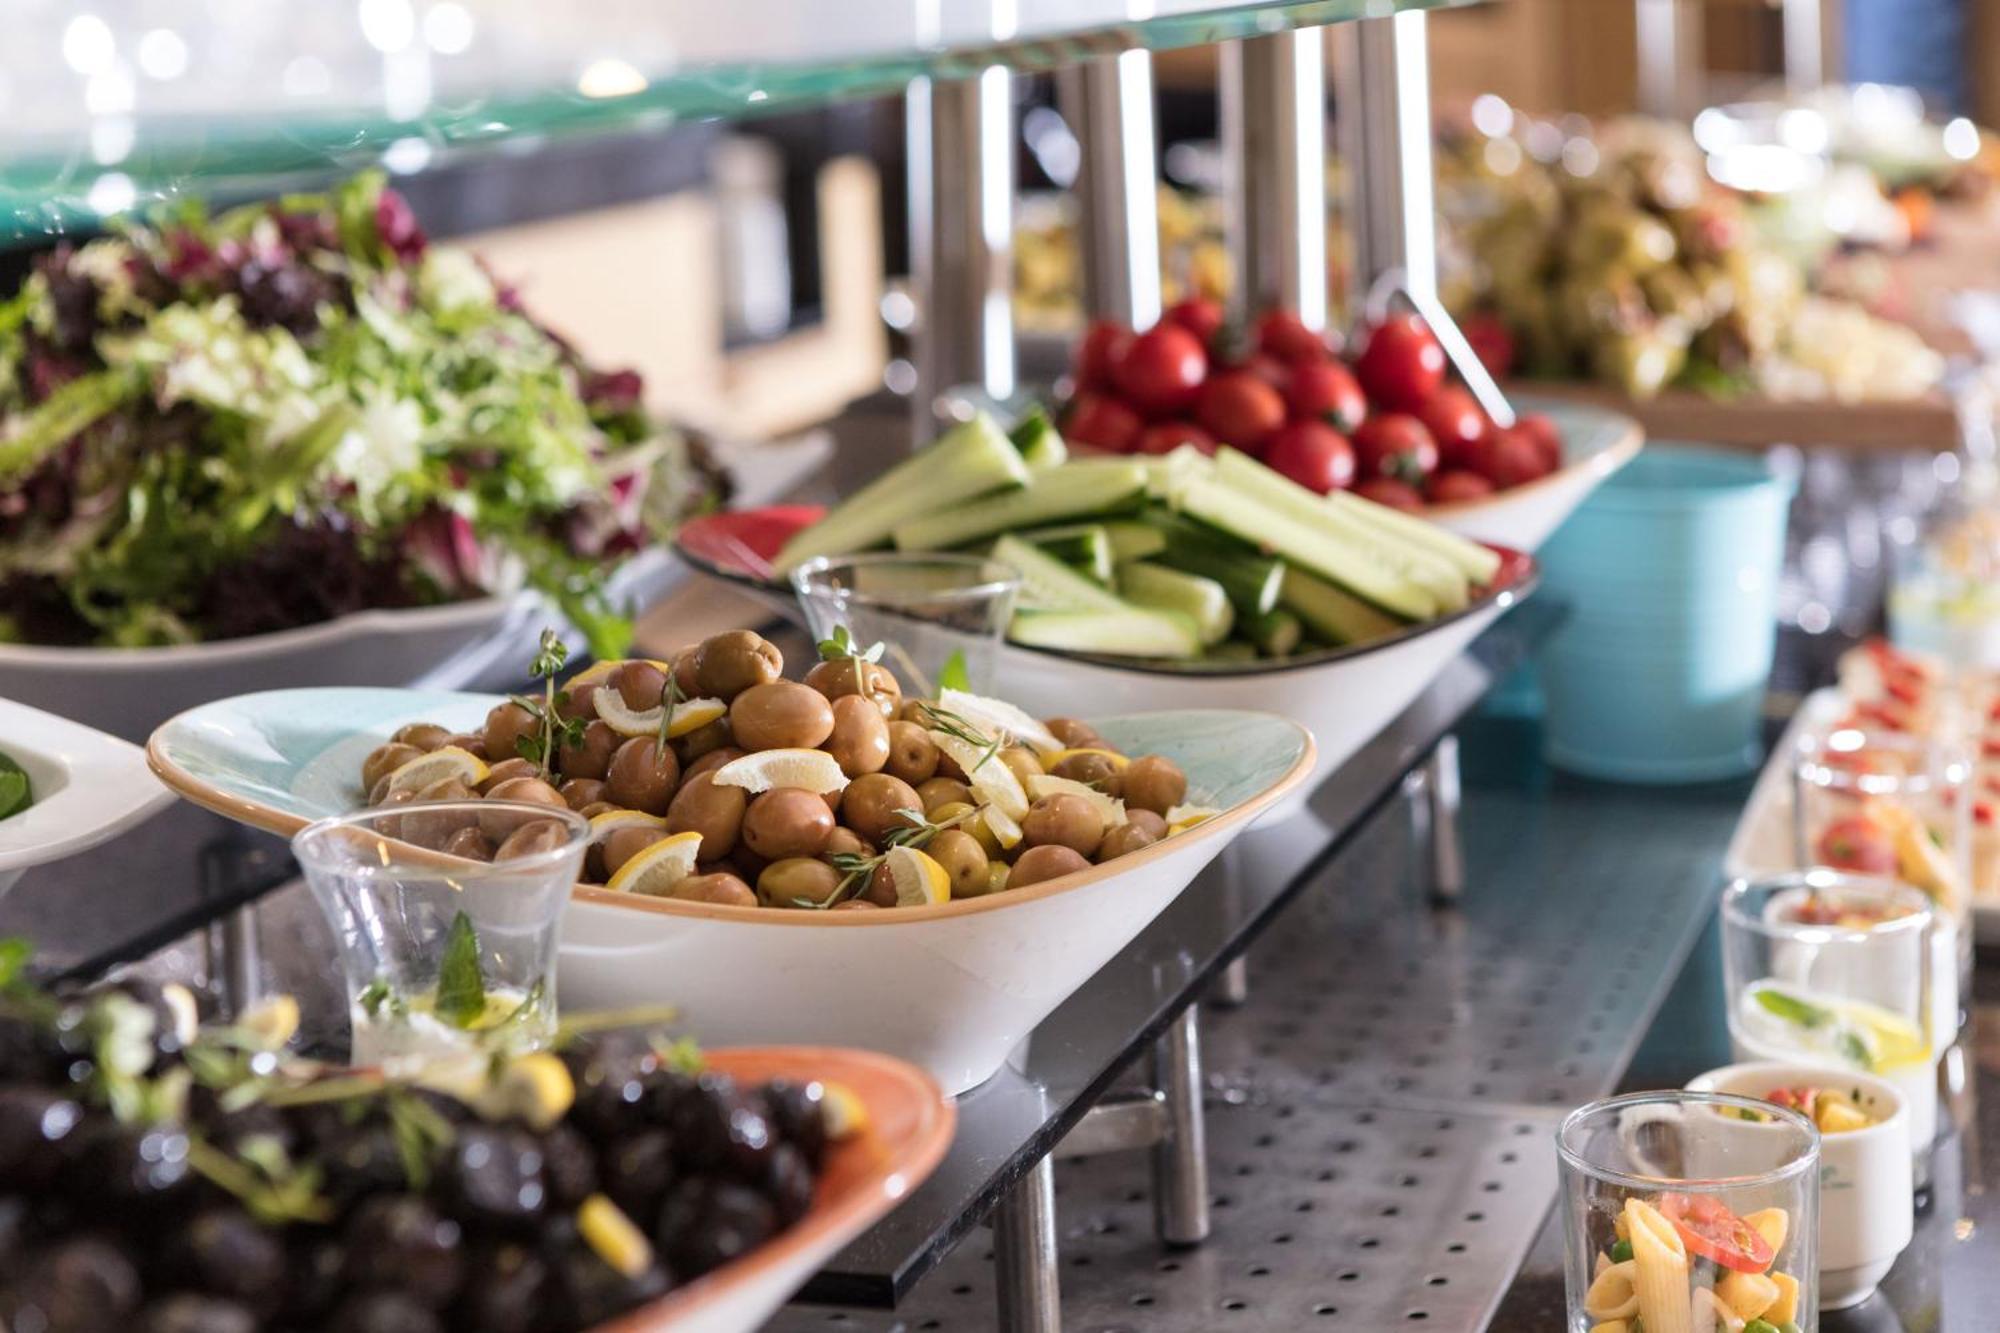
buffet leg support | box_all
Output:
[1151,1004,1211,1248]
[993,1155,1062,1333]
[1220,29,1327,329]
[1056,53,1162,328]
[1214,956,1250,1007]
[1426,736,1465,904]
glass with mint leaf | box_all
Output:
[789,552,1019,694]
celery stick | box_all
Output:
[891,460,1147,552]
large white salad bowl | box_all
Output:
[1423,397,1642,552]
[146,688,1313,1094]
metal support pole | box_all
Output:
[205,904,261,1017]
[1221,30,1327,331]
[993,1155,1061,1333]
[1781,0,1825,94]
[906,70,1016,435]
[1634,0,1705,120]
[1151,1004,1210,1247]
[1336,11,1438,303]
[1056,52,1161,328]
[1213,955,1250,1007]
[1426,735,1465,902]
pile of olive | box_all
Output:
[360,629,1193,911]
[0,976,831,1333]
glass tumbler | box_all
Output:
[293,801,591,1070]
[1722,871,1942,1155]
[1559,1091,1819,1333]
[790,552,1020,693]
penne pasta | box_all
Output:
[1588,1322,1632,1333]
[1693,1285,1747,1333]
[1594,1251,1613,1281]
[1626,1198,1695,1333]
[1584,1260,1641,1321]
[1765,1271,1801,1325]
[1715,1269,1781,1322]
[1743,1206,1789,1261]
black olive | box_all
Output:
[664,1075,740,1171]
[758,1079,828,1169]
[324,1291,445,1333]
[0,1015,62,1083]
[63,1121,191,1206]
[342,1197,464,1309]
[1,1236,143,1331]
[318,1124,407,1212]
[282,1236,348,1325]
[601,1130,677,1227]
[183,1090,293,1157]
[765,1143,816,1226]
[137,1293,258,1333]
[722,1098,775,1181]
[550,1243,669,1329]
[0,1196,28,1276]
[639,1069,697,1125]
[564,1040,663,1140]
[438,1127,547,1230]
[170,1207,285,1309]
[538,1125,598,1211]
[450,1241,551,1333]
[658,1180,776,1279]
[0,1085,85,1190]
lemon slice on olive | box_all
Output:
[384,745,488,797]
[978,803,1024,850]
[885,845,950,907]
[578,1194,656,1277]
[605,830,704,896]
[594,692,728,740]
[819,1080,869,1140]
[587,809,670,836]
[1046,746,1130,771]
[709,748,850,795]
[1025,774,1128,829]
[1165,803,1220,835]
[563,657,676,692]
[936,688,1063,758]
[927,731,1029,820]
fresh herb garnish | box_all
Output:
[816,805,976,909]
[936,649,972,694]
[187,1137,333,1226]
[386,1088,457,1191]
[655,672,686,751]
[434,911,488,1030]
[0,752,30,821]
[915,702,1004,773]
[1753,988,1829,1030]
[511,629,588,775]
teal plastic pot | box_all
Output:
[1537,447,1794,783]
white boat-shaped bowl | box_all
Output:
[0,697,176,898]
[1421,399,1642,552]
[146,688,1314,1094]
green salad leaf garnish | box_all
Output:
[0,751,29,820]
[433,911,488,1030]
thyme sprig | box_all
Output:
[914,702,1004,773]
[655,672,687,751]
[511,629,587,774]
[809,804,977,909]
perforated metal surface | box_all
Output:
[771,1094,1559,1332]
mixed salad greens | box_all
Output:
[0,750,28,820]
[0,172,725,655]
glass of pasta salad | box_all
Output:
[1558,1090,1820,1333]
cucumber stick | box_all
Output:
[1176,476,1439,619]
[991,535,1128,612]
[1101,521,1167,561]
[1011,608,1203,658]
[1281,566,1409,646]
[1243,608,1303,658]
[1009,409,1069,470]
[777,413,1028,572]
[1210,449,1470,612]
[1141,509,1282,616]
[1018,524,1114,584]
[1324,491,1502,584]
[892,460,1147,552]
[1117,561,1234,646]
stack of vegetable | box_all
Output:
[774,412,1503,662]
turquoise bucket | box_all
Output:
[1537,447,1794,783]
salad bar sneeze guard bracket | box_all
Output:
[1221,28,1330,331]
[1057,52,1165,330]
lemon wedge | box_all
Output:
[594,691,728,740]
[578,1194,655,1278]
[384,745,488,798]
[937,689,1063,758]
[710,748,850,796]
[1046,746,1130,772]
[1165,803,1220,835]
[885,845,951,907]
[928,730,1029,820]
[605,830,704,896]
[1025,773,1127,828]
[819,1080,869,1140]
[587,809,670,836]
[979,803,1023,850]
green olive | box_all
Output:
[670,872,757,907]
[824,695,891,777]
[665,772,746,857]
[479,777,568,840]
[803,658,903,717]
[1120,755,1187,816]
[1050,751,1120,789]
[478,757,541,795]
[481,703,540,763]
[685,745,746,781]
[607,660,670,713]
[742,788,837,860]
[677,717,733,764]
[757,857,843,909]
[823,826,872,860]
[1045,718,1108,751]
[1097,821,1158,861]
[401,778,480,848]
[928,829,991,898]
[559,778,606,812]
[840,773,925,846]
[441,826,496,862]
[361,742,422,793]
[832,900,881,912]
[495,818,571,862]
[729,682,835,752]
[441,733,489,761]
[1124,808,1169,839]
[694,630,784,699]
[601,826,667,877]
[885,722,939,785]
[393,722,454,752]
[577,801,617,820]
[1021,793,1104,857]
[556,680,599,723]
[915,777,973,816]
[998,746,1044,788]
[669,645,703,698]
[1008,844,1091,889]
[556,719,620,782]
[604,737,681,816]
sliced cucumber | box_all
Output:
[1101,521,1167,562]
[1141,508,1283,616]
[1010,607,1203,658]
[1176,476,1439,620]
[891,460,1148,552]
[1204,640,1260,664]
[1280,566,1410,646]
[1118,561,1234,646]
[991,534,1129,613]
[1018,524,1114,585]
[1009,409,1069,470]
[1325,490,1502,584]
[1243,607,1303,658]
[1140,443,1215,500]
[777,413,1028,573]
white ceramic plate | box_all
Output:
[0,696,176,898]
[147,687,1314,1093]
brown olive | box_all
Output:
[670,872,757,907]
[1008,844,1091,889]
[928,829,991,898]
[1124,808,1169,839]
[1120,755,1187,816]
[495,818,571,862]
[742,788,837,860]
[393,722,454,752]
[556,680,599,723]
[601,826,667,878]
[840,773,925,846]
[665,772,747,857]
[757,857,843,909]
[824,695,891,777]
[607,660,670,713]
[479,777,568,839]
[884,722,939,785]
[481,703,540,763]
[730,845,770,886]
[1097,821,1158,861]
[895,698,931,723]
[694,630,783,699]
[729,682,834,753]
[933,746,967,783]
[1050,751,1120,789]
[605,737,681,815]
[557,720,619,782]
[1021,793,1104,857]
[1045,718,1108,751]
[669,645,702,698]
[915,777,973,816]
[685,745,747,782]
[361,742,422,792]
[823,826,872,860]
[677,718,732,764]
[479,757,541,794]
[861,863,897,908]
[803,658,902,717]
[832,900,880,912]
[402,778,480,848]
[442,733,489,761]
[998,746,1044,788]
[559,778,606,812]
[441,826,496,862]
[578,801,617,820]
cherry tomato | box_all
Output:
[1355,313,1446,413]
[1112,323,1207,417]
[1163,297,1224,346]
[1461,312,1517,378]
[1656,1193,1776,1275]
[1076,320,1133,390]
[1262,421,1356,495]
[1816,814,1897,875]
[1352,414,1440,486]
[1136,420,1217,457]
[1242,352,1295,397]
[1355,477,1425,512]
[1516,412,1564,471]
[1196,370,1288,453]
[1287,361,1368,435]
[1417,388,1489,470]
[1476,425,1553,488]
[1063,392,1143,453]
[1427,469,1496,504]
[1255,309,1333,365]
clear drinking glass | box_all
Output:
[790,552,1020,693]
[293,801,591,1070]
[1559,1091,1820,1333]
[1721,871,1943,1155]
